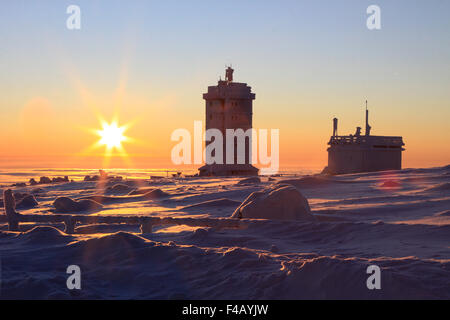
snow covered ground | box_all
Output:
[0,166,449,299]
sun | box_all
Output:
[94,119,132,153]
[97,121,127,149]
[81,116,135,167]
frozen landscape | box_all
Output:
[0,166,449,299]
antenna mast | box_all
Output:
[365,100,371,136]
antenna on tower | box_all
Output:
[225,65,234,83]
[365,100,371,136]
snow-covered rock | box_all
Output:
[237,177,261,185]
[53,197,103,213]
[231,184,314,221]
[16,194,38,209]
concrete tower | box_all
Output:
[198,67,259,176]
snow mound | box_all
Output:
[75,232,151,254]
[106,184,135,194]
[15,194,39,209]
[53,196,103,213]
[426,182,450,192]
[231,185,314,221]
[16,226,70,244]
[237,177,261,185]
[190,228,210,239]
[142,188,169,199]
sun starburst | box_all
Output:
[97,121,128,149]
[89,117,133,161]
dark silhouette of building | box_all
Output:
[199,67,258,176]
[327,102,405,174]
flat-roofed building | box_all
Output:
[327,103,405,174]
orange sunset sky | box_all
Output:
[1,1,449,171]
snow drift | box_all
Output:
[1,165,449,299]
